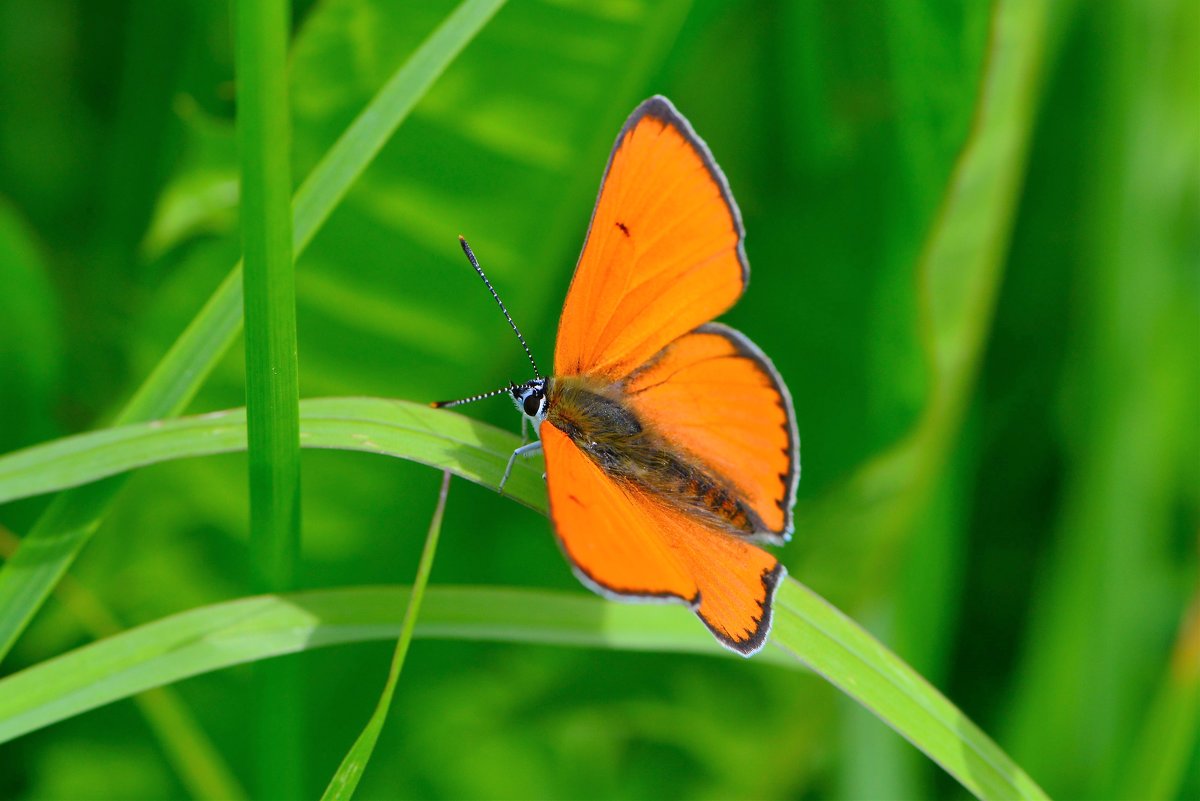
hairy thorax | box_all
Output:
[545,375,754,535]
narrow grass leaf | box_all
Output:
[235,0,302,796]
[771,581,1048,801]
[0,395,1045,799]
[0,399,547,513]
[0,586,727,745]
[0,0,506,663]
[236,0,300,594]
[0,575,1045,801]
[321,472,451,801]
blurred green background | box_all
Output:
[1,0,1197,799]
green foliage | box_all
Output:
[0,429,1046,797]
[0,0,507,664]
[0,1,1195,799]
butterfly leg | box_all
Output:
[499,441,543,494]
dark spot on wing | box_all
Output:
[615,220,630,237]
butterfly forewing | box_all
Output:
[554,96,747,380]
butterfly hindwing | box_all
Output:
[674,520,785,654]
[540,422,699,603]
[623,323,799,541]
[554,96,747,381]
[541,420,785,655]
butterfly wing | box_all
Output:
[543,96,794,655]
[623,323,799,541]
[541,422,785,655]
[539,422,698,603]
[554,96,747,380]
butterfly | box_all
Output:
[437,96,799,656]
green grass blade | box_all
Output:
[0,398,547,512]
[0,407,255,505]
[0,576,1046,800]
[236,0,300,594]
[0,399,1046,799]
[0,0,506,664]
[235,1,301,797]
[771,581,1048,801]
[0,586,730,746]
[321,472,451,801]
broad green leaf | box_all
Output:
[794,5,1056,791]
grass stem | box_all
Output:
[234,0,301,796]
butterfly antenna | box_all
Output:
[458,236,542,380]
[432,382,516,409]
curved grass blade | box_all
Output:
[771,581,1048,801]
[0,398,547,512]
[0,0,507,663]
[0,586,729,746]
[321,472,450,801]
[0,575,1046,800]
[0,398,1046,799]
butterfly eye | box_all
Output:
[523,390,543,417]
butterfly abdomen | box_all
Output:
[547,376,754,535]
[660,457,754,534]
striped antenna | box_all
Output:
[431,382,515,409]
[458,236,541,380]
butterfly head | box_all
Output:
[511,378,548,422]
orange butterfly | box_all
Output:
[438,96,799,656]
